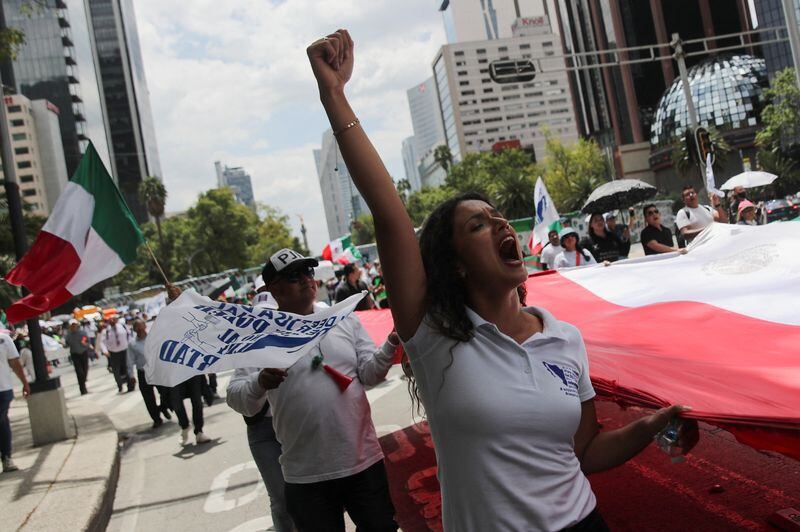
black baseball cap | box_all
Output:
[261,248,319,285]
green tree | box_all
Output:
[183,188,260,274]
[756,68,800,151]
[395,179,412,205]
[433,145,453,176]
[350,213,375,245]
[139,176,167,249]
[541,133,609,212]
[445,149,537,218]
[756,148,800,197]
[405,186,456,227]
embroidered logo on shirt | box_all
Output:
[542,361,579,397]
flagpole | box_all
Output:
[145,240,171,285]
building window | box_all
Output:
[10,119,24,127]
[481,97,499,103]
[459,80,470,86]
[12,133,25,141]
[545,50,555,56]
[455,61,466,66]
[19,175,34,183]
[7,105,21,113]
[498,46,508,52]
[454,51,465,56]
[480,68,489,74]
[14,147,29,155]
[458,71,467,76]
[17,161,32,169]
[485,117,503,123]
[507,113,524,120]
[476,48,486,54]
[22,189,36,197]
[478,58,488,64]
[543,42,553,47]
[461,90,475,95]
[520,43,531,50]
[484,88,494,93]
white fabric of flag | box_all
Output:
[144,289,366,386]
[530,177,560,253]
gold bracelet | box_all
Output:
[334,118,360,136]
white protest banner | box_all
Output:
[144,289,366,386]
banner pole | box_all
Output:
[145,241,171,285]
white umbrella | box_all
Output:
[720,171,778,190]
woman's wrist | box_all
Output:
[319,86,346,105]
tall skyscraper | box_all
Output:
[86,0,162,223]
[314,129,369,241]
[405,77,447,190]
[214,161,255,210]
[438,0,555,42]
[0,94,68,216]
[401,136,422,191]
[432,16,579,164]
[553,0,753,180]
[754,0,800,77]
[0,0,101,178]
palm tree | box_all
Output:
[433,145,453,175]
[139,176,167,248]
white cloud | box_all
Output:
[133,0,446,252]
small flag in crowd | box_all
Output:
[321,234,362,265]
[528,178,562,268]
[5,143,144,323]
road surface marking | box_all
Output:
[204,461,265,513]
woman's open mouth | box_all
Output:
[499,235,522,266]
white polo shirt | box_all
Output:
[675,205,714,232]
[0,333,21,392]
[404,306,597,531]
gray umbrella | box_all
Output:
[581,179,657,214]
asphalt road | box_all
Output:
[52,359,799,531]
[52,361,413,532]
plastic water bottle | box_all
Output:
[655,419,685,463]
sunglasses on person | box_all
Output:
[278,267,315,283]
[646,208,660,216]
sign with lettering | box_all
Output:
[144,289,365,386]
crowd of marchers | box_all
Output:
[538,184,774,271]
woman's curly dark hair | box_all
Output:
[406,192,527,417]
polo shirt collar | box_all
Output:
[464,305,568,342]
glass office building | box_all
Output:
[87,0,161,223]
[0,0,89,176]
[650,54,769,148]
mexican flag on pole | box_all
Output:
[527,177,562,269]
[5,142,144,323]
[321,234,362,265]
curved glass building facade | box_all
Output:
[650,54,769,148]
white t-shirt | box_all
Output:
[0,333,21,392]
[675,205,714,232]
[266,314,396,484]
[404,307,597,531]
[554,249,597,270]
[540,243,563,270]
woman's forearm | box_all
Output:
[579,416,657,474]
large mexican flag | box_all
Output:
[5,143,144,323]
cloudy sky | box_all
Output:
[130,0,448,253]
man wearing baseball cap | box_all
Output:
[227,248,399,531]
